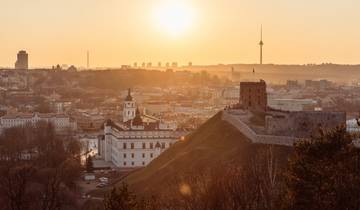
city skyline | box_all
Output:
[1,0,360,68]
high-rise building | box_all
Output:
[171,62,178,68]
[87,51,90,69]
[15,50,28,70]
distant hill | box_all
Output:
[123,111,292,196]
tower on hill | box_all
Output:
[240,79,267,111]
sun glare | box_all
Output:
[153,1,195,37]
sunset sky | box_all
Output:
[1,0,360,68]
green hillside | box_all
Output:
[123,111,292,195]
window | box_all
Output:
[124,162,127,166]
[142,143,146,149]
[131,162,134,166]
[131,143,134,149]
[150,153,153,158]
[142,161,145,166]
[123,153,127,158]
[161,142,165,149]
[142,153,145,158]
[131,153,134,158]
[150,143,153,149]
[123,143,127,149]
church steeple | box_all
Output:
[125,88,133,101]
[123,88,136,122]
[132,107,143,126]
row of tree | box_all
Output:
[0,122,83,210]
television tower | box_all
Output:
[259,25,264,65]
[87,50,90,69]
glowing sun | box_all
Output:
[152,1,195,37]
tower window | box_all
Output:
[142,153,145,158]
[131,162,134,166]
[131,153,134,158]
[124,162,127,166]
[142,143,146,149]
[123,153,127,158]
[123,143,127,149]
[131,143,134,149]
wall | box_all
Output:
[222,110,296,146]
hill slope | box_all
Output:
[124,111,292,195]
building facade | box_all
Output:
[100,89,185,168]
[0,112,77,134]
[268,99,317,111]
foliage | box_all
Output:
[0,122,82,210]
[284,126,360,210]
[103,183,137,210]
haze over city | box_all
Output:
[2,1,360,210]
[2,0,360,67]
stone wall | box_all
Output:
[222,111,297,146]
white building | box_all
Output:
[268,99,317,112]
[0,112,77,134]
[100,89,186,168]
[347,119,360,133]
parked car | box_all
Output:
[99,177,109,183]
[96,183,107,188]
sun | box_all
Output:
[152,1,195,37]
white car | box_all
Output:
[99,177,109,182]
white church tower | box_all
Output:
[123,88,136,122]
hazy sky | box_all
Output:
[1,0,360,68]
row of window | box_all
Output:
[122,142,171,149]
[123,161,145,166]
[123,153,154,159]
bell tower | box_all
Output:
[123,89,136,122]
